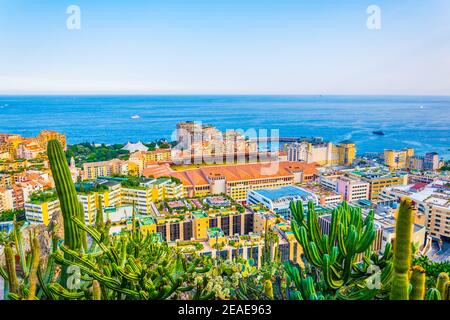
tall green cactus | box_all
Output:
[436,272,449,299]
[47,139,87,284]
[443,282,450,300]
[47,140,84,251]
[27,237,41,300]
[390,198,414,300]
[409,266,426,300]
[290,200,379,292]
[47,139,85,252]
[4,244,19,295]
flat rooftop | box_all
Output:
[253,186,314,201]
[207,227,225,238]
[192,210,208,219]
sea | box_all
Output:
[0,95,449,158]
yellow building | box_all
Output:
[336,141,356,166]
[127,161,141,177]
[128,149,172,176]
[348,170,406,201]
[0,160,29,172]
[127,215,157,235]
[192,210,210,240]
[384,148,414,170]
[83,159,128,180]
[37,130,67,150]
[207,227,227,248]
[121,187,154,215]
[24,198,60,225]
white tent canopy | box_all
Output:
[121,141,149,153]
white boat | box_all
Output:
[131,115,140,119]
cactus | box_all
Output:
[92,280,101,300]
[290,200,383,294]
[26,237,41,300]
[409,266,426,300]
[443,282,450,300]
[4,244,19,295]
[390,198,414,300]
[425,287,441,300]
[263,280,274,299]
[284,261,325,300]
[47,139,86,252]
[436,272,449,299]
[47,139,87,283]
[96,195,104,228]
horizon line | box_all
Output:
[1,93,450,98]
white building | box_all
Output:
[247,186,319,219]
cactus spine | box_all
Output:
[409,266,426,300]
[390,198,414,300]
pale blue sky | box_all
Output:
[0,0,449,94]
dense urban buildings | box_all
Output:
[1,124,449,274]
[380,179,450,240]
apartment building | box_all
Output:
[347,169,407,201]
[83,159,128,180]
[0,188,14,212]
[384,148,414,170]
[128,149,172,176]
[336,176,370,202]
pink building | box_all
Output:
[336,176,370,202]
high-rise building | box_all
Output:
[384,148,414,170]
[423,152,440,171]
[286,139,356,166]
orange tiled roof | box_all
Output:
[143,161,317,187]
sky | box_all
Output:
[0,0,449,95]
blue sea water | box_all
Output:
[0,95,449,158]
